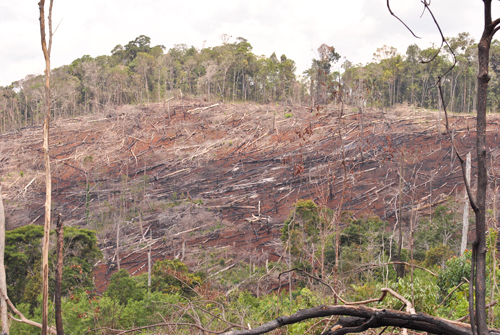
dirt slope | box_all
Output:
[1,99,499,291]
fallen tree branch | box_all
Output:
[277,268,423,312]
[221,304,500,335]
[221,283,500,335]
[0,287,56,334]
[172,223,210,236]
[187,103,219,113]
[437,280,467,309]
[209,263,237,278]
[88,322,236,335]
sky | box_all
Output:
[0,0,495,87]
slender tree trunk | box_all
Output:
[38,1,53,334]
[232,69,236,102]
[144,69,149,104]
[116,221,120,270]
[468,79,472,113]
[24,95,28,127]
[54,214,64,335]
[473,6,492,332]
[461,152,471,255]
[148,229,151,292]
[157,66,161,103]
[0,186,8,335]
[411,71,414,105]
[396,157,405,278]
[463,73,467,113]
[450,73,455,112]
[438,91,442,136]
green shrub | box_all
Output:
[5,225,101,310]
[423,244,454,269]
[106,269,145,305]
[436,251,471,303]
[151,259,203,296]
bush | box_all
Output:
[106,269,145,305]
[5,225,101,310]
[436,251,471,303]
[423,244,453,269]
[151,259,203,296]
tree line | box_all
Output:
[2,32,500,133]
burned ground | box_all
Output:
[1,99,499,292]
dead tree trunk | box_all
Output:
[460,152,471,255]
[54,214,64,335]
[473,5,492,333]
[38,1,54,334]
[0,186,8,334]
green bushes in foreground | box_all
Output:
[6,201,500,334]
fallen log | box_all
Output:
[186,103,219,113]
[221,304,500,335]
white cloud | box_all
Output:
[0,1,493,86]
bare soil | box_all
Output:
[1,99,499,292]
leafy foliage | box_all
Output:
[4,225,101,311]
[338,215,391,282]
[151,259,204,296]
[416,201,462,256]
[106,269,145,305]
[5,225,44,306]
[436,251,471,303]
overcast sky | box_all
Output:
[0,1,495,87]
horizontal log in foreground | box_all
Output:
[221,305,500,335]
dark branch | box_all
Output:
[492,24,500,38]
[88,322,235,335]
[221,304,500,335]
[386,0,421,39]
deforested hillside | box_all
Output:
[1,98,499,292]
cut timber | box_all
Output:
[172,224,210,236]
[187,103,219,113]
[209,263,237,278]
[157,168,191,180]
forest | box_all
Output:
[2,31,500,133]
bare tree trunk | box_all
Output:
[396,157,405,278]
[461,152,471,255]
[54,214,64,335]
[38,1,53,334]
[148,252,151,291]
[148,229,151,292]
[473,5,493,332]
[24,95,28,127]
[437,92,442,136]
[0,186,8,334]
[116,222,120,270]
[181,235,185,261]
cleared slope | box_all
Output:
[0,99,499,291]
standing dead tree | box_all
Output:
[471,3,499,333]
[0,186,8,334]
[54,214,64,335]
[38,1,54,334]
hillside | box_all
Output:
[1,99,499,292]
